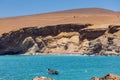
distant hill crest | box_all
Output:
[52,8,115,14]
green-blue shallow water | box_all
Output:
[0,55,120,80]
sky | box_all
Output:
[0,0,120,18]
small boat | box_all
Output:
[48,68,59,75]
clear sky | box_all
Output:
[0,0,120,18]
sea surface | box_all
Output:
[0,55,120,80]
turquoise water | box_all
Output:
[0,55,120,80]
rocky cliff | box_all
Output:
[0,24,120,55]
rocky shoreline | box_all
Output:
[32,73,120,80]
[91,73,120,80]
[0,24,120,55]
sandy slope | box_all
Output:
[0,8,120,35]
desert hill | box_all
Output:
[0,8,120,35]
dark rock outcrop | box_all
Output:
[91,73,120,80]
[108,25,120,34]
[79,28,106,40]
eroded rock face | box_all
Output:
[33,76,52,80]
[91,73,120,80]
[0,24,120,55]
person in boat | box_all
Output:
[48,68,59,75]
